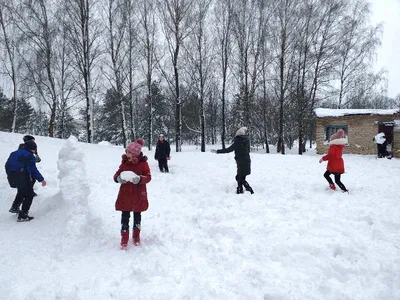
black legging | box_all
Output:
[324,171,347,191]
[235,175,253,192]
[11,183,35,213]
[121,211,141,231]
[158,159,169,173]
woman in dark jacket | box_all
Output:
[214,127,254,194]
[154,134,171,173]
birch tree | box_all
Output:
[271,0,299,154]
[137,0,158,150]
[336,0,381,108]
[105,0,129,147]
[214,0,233,148]
[157,0,195,152]
[0,0,18,132]
[65,0,101,143]
[184,0,213,152]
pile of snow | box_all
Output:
[57,136,92,238]
[98,141,112,146]
[0,131,399,300]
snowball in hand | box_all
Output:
[120,171,138,182]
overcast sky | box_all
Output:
[371,0,400,98]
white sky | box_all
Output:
[371,0,400,98]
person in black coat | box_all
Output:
[154,134,171,173]
[213,127,254,194]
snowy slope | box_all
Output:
[0,131,399,300]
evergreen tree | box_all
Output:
[0,91,34,133]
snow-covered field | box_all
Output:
[0,131,399,300]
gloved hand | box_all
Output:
[131,175,141,184]
[319,158,323,163]
[34,153,41,163]
[117,176,127,184]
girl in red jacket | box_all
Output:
[319,129,348,192]
[114,138,151,249]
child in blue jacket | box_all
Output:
[5,140,47,221]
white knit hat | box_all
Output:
[235,127,247,136]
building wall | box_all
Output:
[393,131,400,158]
[316,113,400,157]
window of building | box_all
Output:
[324,125,348,142]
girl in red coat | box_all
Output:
[114,138,151,248]
[319,129,348,192]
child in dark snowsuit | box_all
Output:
[5,140,47,221]
[214,127,254,194]
[113,138,152,249]
[319,129,348,192]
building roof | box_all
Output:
[314,108,400,118]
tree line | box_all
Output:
[0,0,399,154]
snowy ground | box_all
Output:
[0,131,399,300]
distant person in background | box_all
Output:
[114,138,151,249]
[213,127,254,195]
[319,129,348,193]
[5,140,47,221]
[154,134,171,173]
[373,132,388,158]
[19,135,41,196]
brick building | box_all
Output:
[314,108,400,157]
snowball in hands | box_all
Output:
[120,171,140,184]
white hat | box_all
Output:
[235,127,247,136]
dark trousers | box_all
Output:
[121,211,142,231]
[235,175,252,192]
[324,171,347,191]
[158,159,169,173]
[11,183,35,213]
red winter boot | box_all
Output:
[121,230,129,249]
[329,184,336,191]
[133,228,141,246]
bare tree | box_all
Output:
[125,0,139,141]
[0,0,18,132]
[137,0,158,150]
[184,0,213,152]
[105,0,130,147]
[55,3,80,139]
[336,0,381,108]
[271,0,299,154]
[214,0,233,149]
[13,0,60,137]
[157,0,195,152]
[64,0,101,143]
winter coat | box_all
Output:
[217,136,251,176]
[5,148,44,188]
[322,144,345,174]
[113,153,151,212]
[155,140,171,160]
